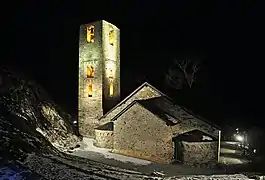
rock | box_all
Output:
[0,68,81,159]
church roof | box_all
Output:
[99,82,171,125]
[109,96,180,125]
[136,97,179,125]
[109,96,220,138]
[140,96,221,130]
[95,122,113,131]
[98,81,220,138]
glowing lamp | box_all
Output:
[235,134,244,142]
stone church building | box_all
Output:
[78,20,220,166]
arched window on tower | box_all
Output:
[109,29,114,46]
[87,25,95,43]
[108,69,114,96]
[86,65,94,78]
[109,82,113,96]
[88,80,93,97]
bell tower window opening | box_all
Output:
[109,82,114,96]
[107,69,114,96]
[109,29,114,46]
[87,25,95,43]
[86,65,94,78]
[88,80,93,97]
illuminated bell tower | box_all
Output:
[78,20,120,137]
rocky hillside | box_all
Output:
[0,68,80,162]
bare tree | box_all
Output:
[166,59,200,89]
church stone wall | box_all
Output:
[94,129,113,149]
[181,141,218,167]
[99,86,162,125]
[113,103,173,164]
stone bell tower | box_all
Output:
[78,20,120,137]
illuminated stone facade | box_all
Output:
[95,83,220,165]
[99,82,163,126]
[113,103,173,164]
[78,20,120,137]
[94,129,114,149]
[78,21,220,165]
[181,141,218,167]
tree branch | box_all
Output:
[167,59,201,89]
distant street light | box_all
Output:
[235,134,244,142]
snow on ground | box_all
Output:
[69,137,229,176]
[221,148,237,154]
[73,137,152,165]
[220,141,252,165]
[219,156,251,165]
[36,127,47,136]
[223,141,240,145]
[0,167,24,180]
[21,153,163,180]
[19,153,253,180]
[0,163,42,180]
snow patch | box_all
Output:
[36,127,47,136]
[202,135,212,141]
[15,112,28,121]
[224,141,239,145]
[0,167,25,180]
[165,174,250,180]
[22,153,161,180]
[165,114,178,123]
[74,137,152,165]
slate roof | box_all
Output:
[109,95,220,136]
[95,122,113,131]
[140,96,221,130]
[136,97,179,125]
[172,129,216,141]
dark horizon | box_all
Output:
[5,1,265,129]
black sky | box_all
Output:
[5,0,265,128]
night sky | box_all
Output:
[5,1,265,128]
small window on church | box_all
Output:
[87,25,95,43]
[86,65,94,78]
[88,81,92,97]
[109,29,114,46]
[109,82,113,96]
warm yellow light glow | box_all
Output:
[109,82,113,96]
[109,29,114,46]
[88,81,92,97]
[86,65,94,78]
[87,25,95,43]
